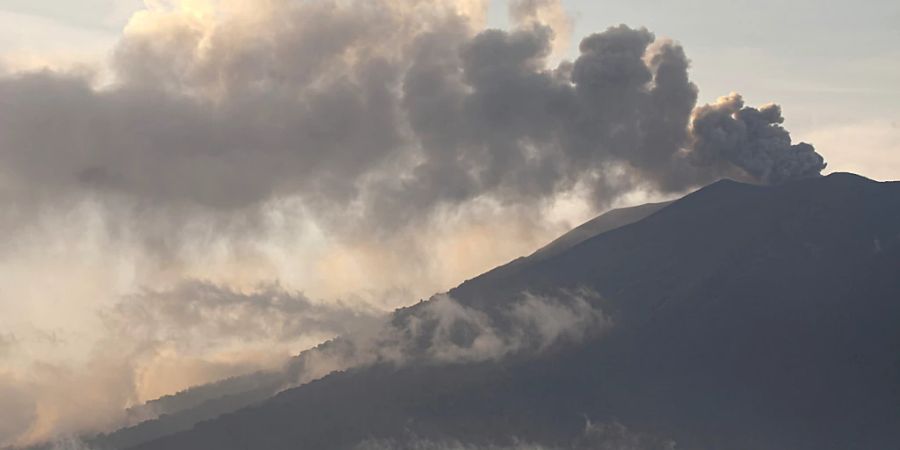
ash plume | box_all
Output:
[690,93,827,184]
[0,1,825,229]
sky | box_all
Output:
[0,0,897,446]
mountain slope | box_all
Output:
[79,197,668,450]
[529,200,672,262]
[131,173,900,449]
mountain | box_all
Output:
[106,173,900,449]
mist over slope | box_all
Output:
[108,173,900,450]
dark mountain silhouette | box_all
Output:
[91,173,900,449]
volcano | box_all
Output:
[87,173,900,450]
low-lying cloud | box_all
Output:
[355,420,676,450]
[280,290,609,393]
[374,290,608,365]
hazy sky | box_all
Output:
[2,0,898,178]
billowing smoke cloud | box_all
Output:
[0,0,823,225]
[690,93,827,184]
[0,0,826,301]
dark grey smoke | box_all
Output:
[690,93,827,184]
[0,2,826,234]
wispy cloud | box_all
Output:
[0,281,383,447]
